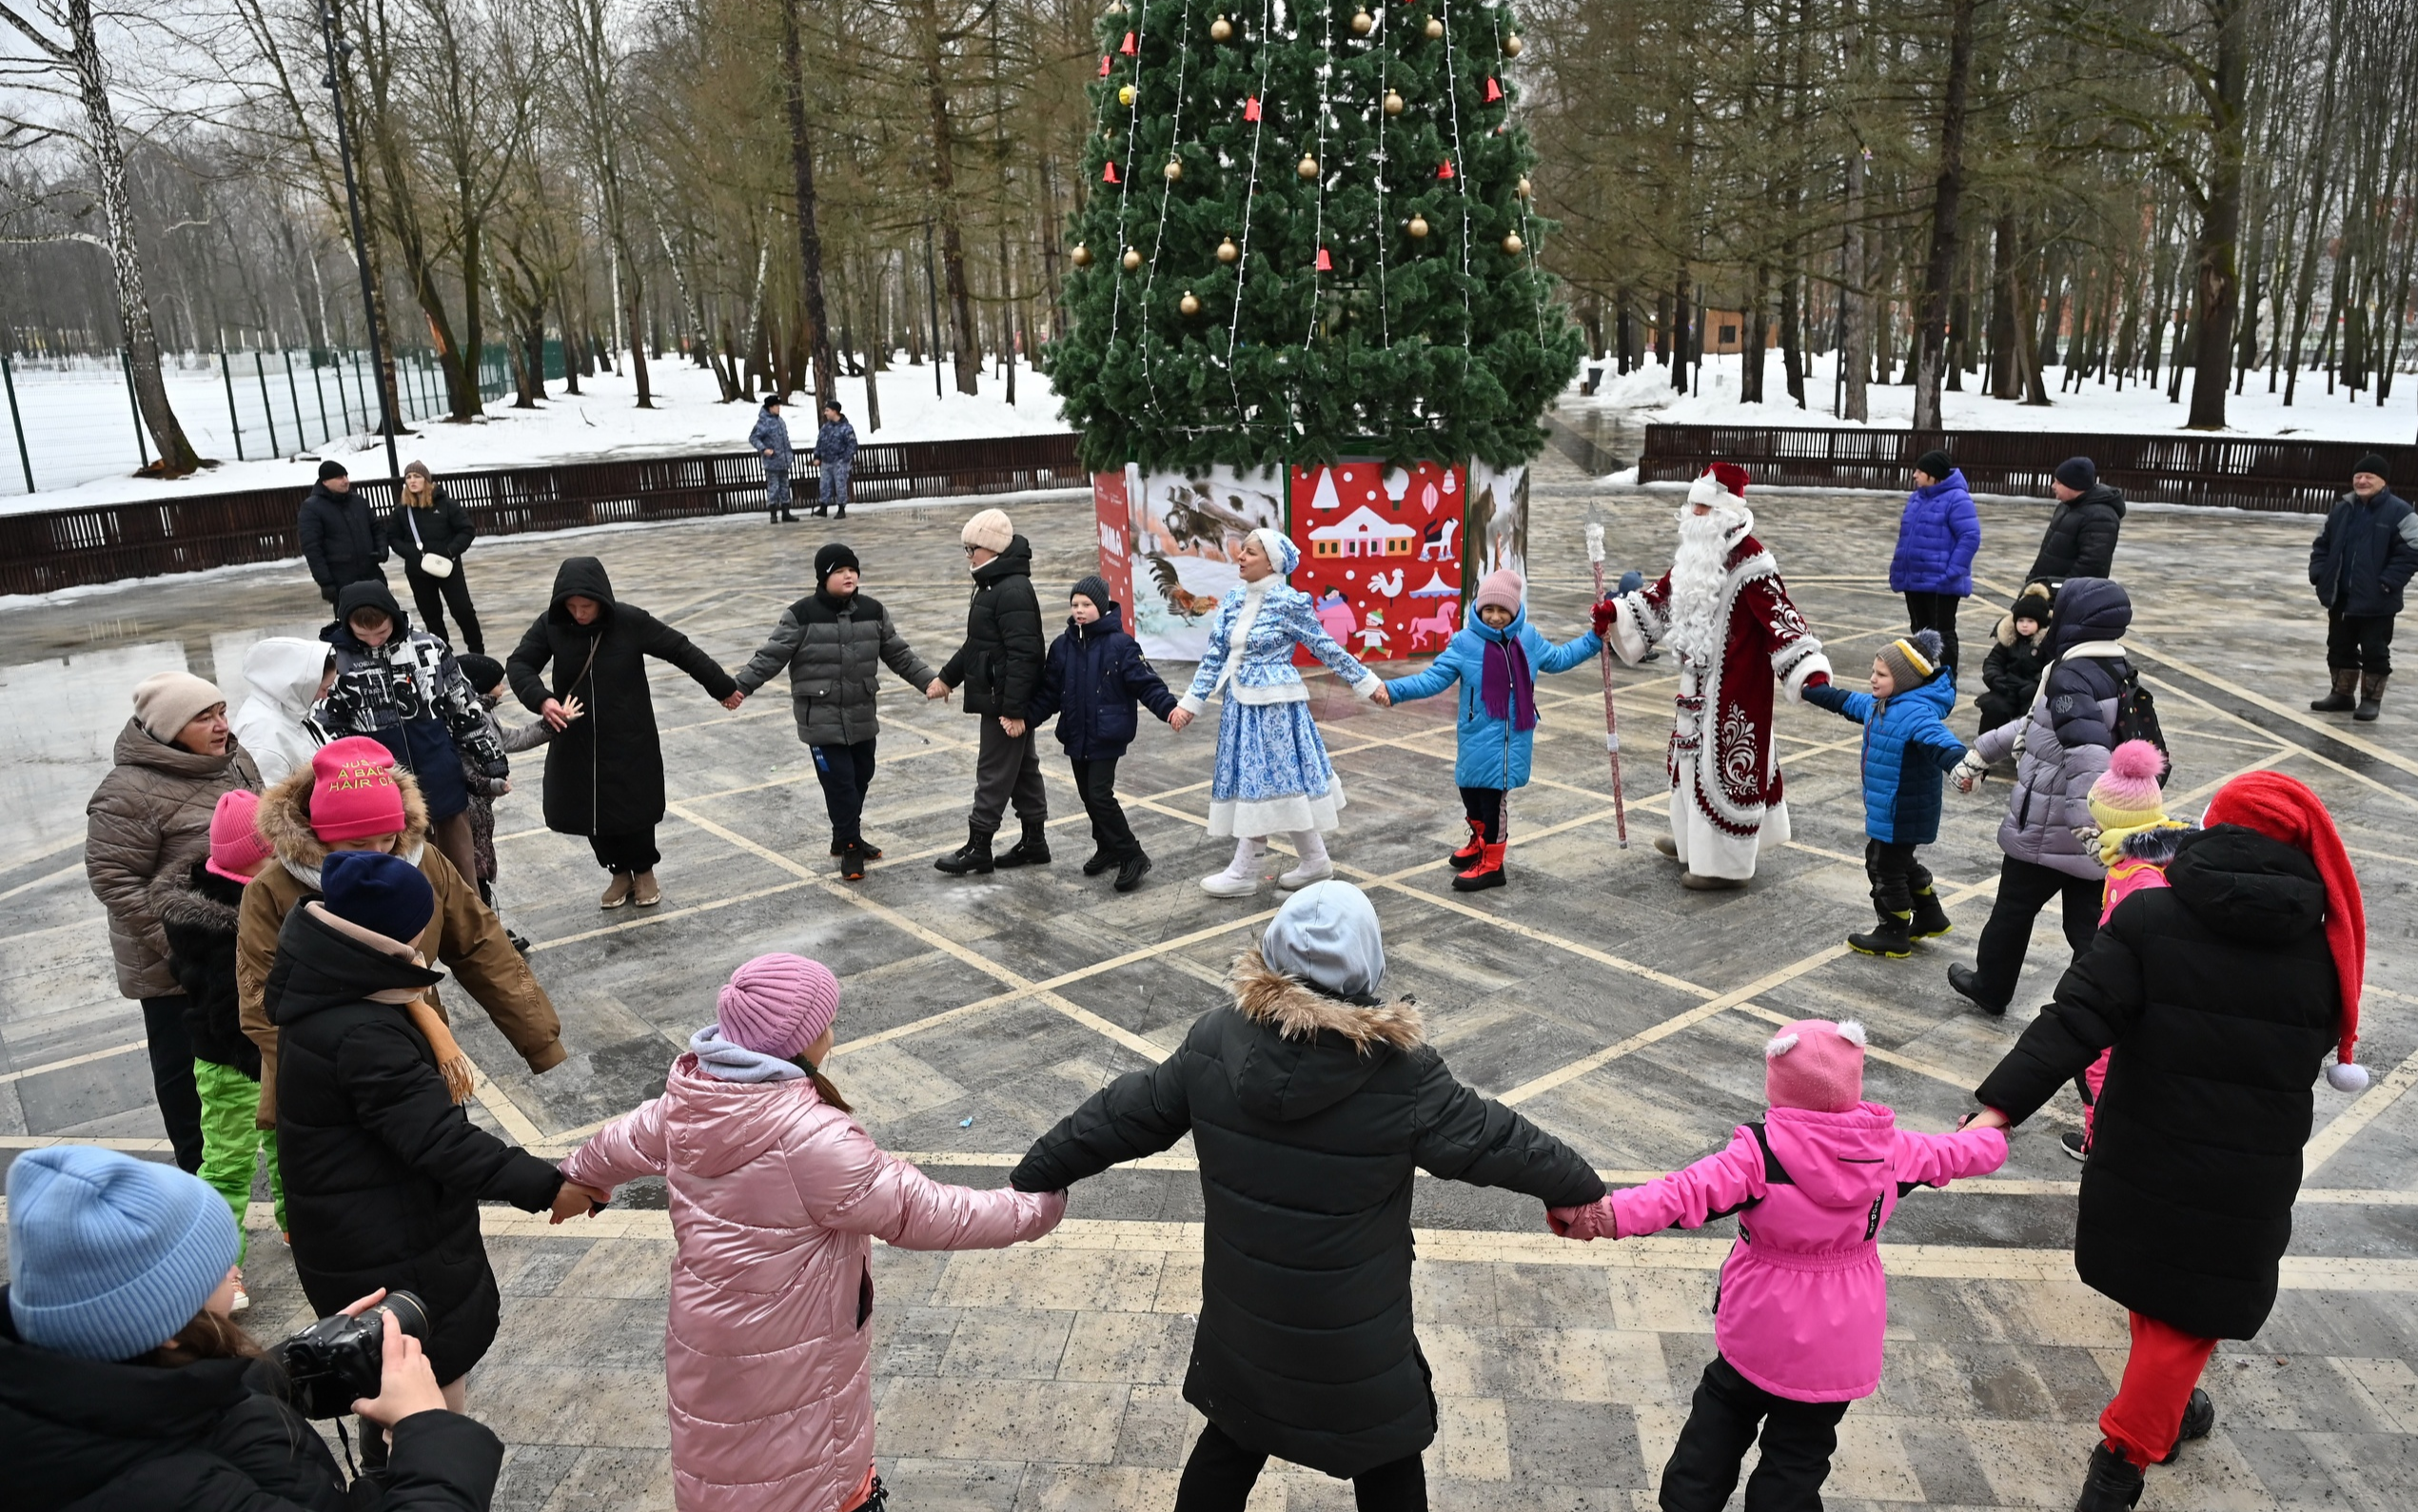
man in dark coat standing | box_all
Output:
[1012,883,1604,1509]
[505,557,740,907]
[934,508,1049,874]
[2027,457,2125,586]
[1965,771,2364,1511]
[297,461,387,604]
[2307,452,2416,721]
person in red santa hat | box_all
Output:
[1591,463,1833,889]
[1963,768,2367,1511]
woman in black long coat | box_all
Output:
[505,557,739,907]
[1967,770,2365,1512]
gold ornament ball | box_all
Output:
[1384,88,1405,115]
[1118,84,1134,106]
[1502,232,1524,255]
[1180,291,1202,316]
[1516,175,1533,198]
[1108,1,1126,10]
[1407,214,1429,239]
[1209,14,1232,41]
[1424,16,1443,38]
[1350,10,1373,34]
[1503,33,1524,57]
[1164,158,1184,182]
[1122,247,1144,270]
[1297,154,1319,180]
[1216,237,1239,263]
[1071,243,1093,267]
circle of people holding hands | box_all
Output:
[16,450,2398,1512]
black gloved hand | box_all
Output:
[480,758,510,779]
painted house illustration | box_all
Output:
[1307,505,1419,560]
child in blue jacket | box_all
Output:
[1802,628,1970,957]
[1383,569,1601,892]
[1027,575,1178,893]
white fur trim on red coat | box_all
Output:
[1779,648,1834,704]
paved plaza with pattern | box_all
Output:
[2,444,2414,1509]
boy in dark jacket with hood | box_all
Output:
[2028,457,2125,585]
[1026,575,1177,893]
[752,398,796,523]
[1012,882,1603,1511]
[935,508,1050,874]
[1976,582,2054,736]
[2307,452,2416,721]
[1803,629,1971,958]
[271,851,600,1424]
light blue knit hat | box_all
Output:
[6,1146,238,1361]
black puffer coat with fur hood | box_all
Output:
[152,846,257,1075]
[1011,951,1603,1477]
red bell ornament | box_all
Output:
[1484,76,1504,103]
[1315,247,1333,271]
[1103,161,1120,184]
[1437,159,1455,180]
[1119,30,1137,54]
[1244,95,1261,121]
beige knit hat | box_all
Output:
[961,508,1013,554]
[131,671,226,741]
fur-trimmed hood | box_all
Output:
[254,759,431,888]
[1230,948,1424,1051]
[149,849,245,939]
[1225,948,1424,1123]
[1993,612,2052,651]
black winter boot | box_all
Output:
[838,839,868,882]
[2158,1388,2214,1463]
[1908,886,1953,939]
[1114,852,1153,893]
[934,827,995,874]
[2072,1443,2144,1510]
[1082,847,1118,876]
[1948,962,2007,1015]
[993,820,1052,868]
[1849,909,1915,958]
[2355,672,2388,721]
[2311,667,2358,712]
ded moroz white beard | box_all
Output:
[1663,502,1751,665]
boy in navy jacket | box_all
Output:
[1802,629,1970,957]
[1027,576,1177,892]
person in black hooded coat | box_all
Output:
[1012,882,1603,1508]
[504,557,739,905]
[269,854,588,1401]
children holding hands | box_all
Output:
[1024,575,1178,892]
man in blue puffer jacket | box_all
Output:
[1027,575,1177,893]
[1803,628,1970,958]
[1889,449,1982,678]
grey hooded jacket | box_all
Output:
[1973,577,2133,878]
[734,588,937,747]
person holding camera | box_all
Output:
[3,1144,505,1510]
[271,851,600,1429]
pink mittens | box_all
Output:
[1545,1197,1617,1242]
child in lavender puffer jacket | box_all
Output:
[559,954,1067,1512]
[1549,1018,2006,1510]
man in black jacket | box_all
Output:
[2307,451,2416,721]
[934,507,1050,874]
[1012,882,1602,1509]
[2027,457,2125,586]
[298,460,387,604]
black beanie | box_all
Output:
[1071,574,1114,613]
[1915,449,1953,480]
[2353,453,2390,483]
[455,653,505,695]
[816,542,860,582]
[2010,583,2054,623]
[317,460,348,481]
[2054,457,2096,491]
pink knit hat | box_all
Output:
[205,790,272,882]
[1764,1018,1867,1112]
[717,953,841,1059]
[1473,569,1524,617]
[307,736,406,841]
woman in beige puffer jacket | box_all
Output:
[84,672,261,1170]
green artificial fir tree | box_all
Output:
[1051,0,1583,472]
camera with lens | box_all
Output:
[275,1290,431,1419]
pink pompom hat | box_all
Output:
[2088,739,2169,833]
[1765,1018,1867,1113]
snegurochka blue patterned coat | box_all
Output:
[1178,580,1381,812]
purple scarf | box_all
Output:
[1481,632,1538,732]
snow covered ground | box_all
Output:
[1565,349,2416,444]
[4,354,1071,515]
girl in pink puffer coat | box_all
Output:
[560,954,1067,1512]
[1550,1019,2005,1510]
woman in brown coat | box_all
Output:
[84,672,262,1169]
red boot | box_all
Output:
[1448,819,1486,869]
[1452,842,1507,892]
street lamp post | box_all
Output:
[317,2,401,483]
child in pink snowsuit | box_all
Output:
[2069,739,2191,1159]
[1550,1019,2006,1510]
[559,954,1068,1512]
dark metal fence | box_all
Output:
[0,434,1083,597]
[1638,424,2408,514]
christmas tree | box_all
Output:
[1052,0,1583,473]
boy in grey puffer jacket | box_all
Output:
[1947,577,2134,1014]
[733,542,945,878]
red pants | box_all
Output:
[2100,1311,2219,1467]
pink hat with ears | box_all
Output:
[1764,1018,1867,1112]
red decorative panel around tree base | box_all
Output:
[1288,461,1465,664]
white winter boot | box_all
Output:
[1277,829,1334,890]
[1201,837,1266,897]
